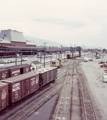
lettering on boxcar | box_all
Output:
[15,91,18,99]
[2,72,7,79]
[2,101,5,107]
[12,83,20,92]
[12,70,20,74]
[31,77,36,86]
[1,89,6,100]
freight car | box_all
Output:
[39,67,57,87]
[51,59,62,68]
[0,64,30,80]
[1,72,39,104]
[0,66,57,112]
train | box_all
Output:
[0,64,57,112]
[67,52,80,59]
[51,59,62,68]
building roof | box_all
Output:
[0,29,26,43]
[0,38,11,44]
[26,41,36,45]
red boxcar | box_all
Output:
[0,82,8,111]
[1,72,39,104]
[0,69,9,80]
[9,67,21,77]
[6,64,30,78]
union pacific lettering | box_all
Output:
[12,83,20,92]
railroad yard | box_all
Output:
[0,54,107,120]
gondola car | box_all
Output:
[51,59,62,68]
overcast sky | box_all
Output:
[0,0,107,48]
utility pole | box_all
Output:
[44,42,46,67]
[40,51,42,63]
[15,49,17,65]
[70,44,71,60]
[21,49,22,65]
[61,45,62,59]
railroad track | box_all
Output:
[1,59,99,120]
[51,61,77,120]
[76,63,98,120]
[3,61,70,120]
[51,60,99,120]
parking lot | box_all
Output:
[81,55,107,120]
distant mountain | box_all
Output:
[24,36,62,47]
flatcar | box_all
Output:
[51,59,62,68]
[0,66,57,112]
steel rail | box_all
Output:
[77,64,98,120]
[77,68,88,120]
[54,62,75,120]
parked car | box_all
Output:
[0,60,8,64]
[7,59,14,63]
[96,56,100,59]
[84,57,89,62]
[98,61,105,64]
[17,58,21,62]
[105,70,107,73]
[88,58,93,61]
[103,75,107,83]
[22,58,28,61]
[100,63,107,67]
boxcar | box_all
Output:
[0,69,9,80]
[39,67,57,87]
[0,82,8,111]
[1,72,39,104]
[47,67,57,82]
[6,64,30,78]
[39,68,48,87]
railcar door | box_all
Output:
[25,79,30,95]
[21,80,26,97]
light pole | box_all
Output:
[44,42,46,67]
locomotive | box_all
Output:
[51,59,62,68]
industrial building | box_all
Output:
[0,29,36,47]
